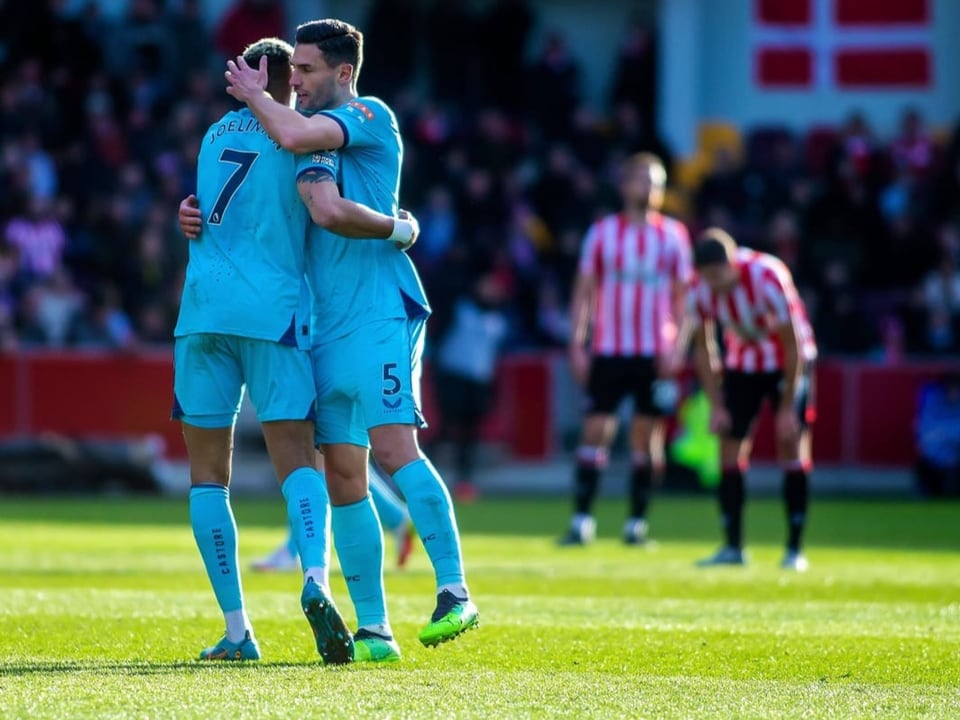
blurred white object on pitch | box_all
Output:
[652,379,679,413]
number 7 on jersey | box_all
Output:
[208,149,259,225]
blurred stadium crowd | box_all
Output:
[1,0,959,358]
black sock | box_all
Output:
[784,468,809,552]
[629,463,652,519]
[719,467,745,549]
[455,437,477,483]
[574,463,601,515]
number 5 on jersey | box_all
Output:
[209,149,259,225]
[382,363,402,409]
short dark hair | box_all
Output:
[694,227,737,267]
[295,19,364,79]
[242,37,294,101]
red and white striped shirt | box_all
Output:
[578,212,692,357]
[688,248,817,373]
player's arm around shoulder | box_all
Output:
[226,55,345,154]
[273,112,346,155]
[295,169,418,249]
[178,194,202,239]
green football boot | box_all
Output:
[353,629,402,663]
[418,590,479,647]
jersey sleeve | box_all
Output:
[759,261,794,326]
[577,224,601,277]
[295,149,339,181]
[669,221,693,285]
[319,98,393,150]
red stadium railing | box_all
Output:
[0,350,951,466]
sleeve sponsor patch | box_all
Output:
[311,151,337,169]
[347,100,375,121]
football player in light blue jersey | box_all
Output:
[175,37,420,666]
[174,37,339,664]
[225,18,479,652]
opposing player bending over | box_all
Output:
[678,228,817,570]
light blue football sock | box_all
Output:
[281,466,330,587]
[190,484,248,639]
[392,458,466,591]
[331,494,387,629]
[369,465,407,531]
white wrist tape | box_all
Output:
[388,217,415,244]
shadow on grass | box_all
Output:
[0,659,336,676]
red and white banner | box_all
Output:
[754,0,932,89]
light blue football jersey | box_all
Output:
[295,96,430,345]
[175,107,311,346]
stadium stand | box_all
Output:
[0,0,957,363]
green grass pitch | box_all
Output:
[0,493,958,719]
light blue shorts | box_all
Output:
[312,317,427,447]
[173,333,316,428]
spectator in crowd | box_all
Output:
[696,146,747,238]
[66,283,136,350]
[362,0,420,101]
[526,32,582,144]
[481,0,535,112]
[610,20,658,137]
[529,144,590,236]
[609,101,674,180]
[916,225,960,354]
[0,0,955,367]
[107,0,174,108]
[432,271,511,502]
[933,149,960,224]
[0,244,18,347]
[766,208,809,287]
[5,195,67,284]
[568,106,609,172]
[19,130,58,201]
[535,272,571,347]
[891,107,936,183]
[812,259,873,355]
[839,111,877,181]
[915,371,960,497]
[410,185,458,280]
[16,268,83,347]
[426,0,480,107]
[136,300,175,346]
[169,0,215,81]
[214,0,285,61]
